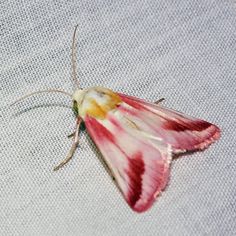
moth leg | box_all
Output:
[53,118,82,171]
[154,98,165,104]
[67,131,75,139]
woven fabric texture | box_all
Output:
[1,1,236,235]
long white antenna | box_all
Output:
[72,24,80,89]
[10,89,72,106]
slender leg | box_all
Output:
[67,132,75,139]
[154,98,165,104]
[53,117,82,171]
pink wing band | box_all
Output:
[85,114,170,212]
[118,93,220,152]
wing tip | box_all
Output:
[130,184,168,213]
[132,200,155,213]
[129,160,171,213]
[194,124,221,150]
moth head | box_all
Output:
[72,89,86,116]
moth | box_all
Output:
[12,26,220,212]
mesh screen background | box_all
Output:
[1,1,236,235]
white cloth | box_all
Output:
[0,1,235,235]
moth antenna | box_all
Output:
[72,24,80,90]
[10,89,72,106]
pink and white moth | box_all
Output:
[12,26,220,212]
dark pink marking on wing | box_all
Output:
[118,94,147,110]
[117,104,139,116]
[126,152,145,207]
[164,119,212,132]
[85,115,115,143]
[163,118,220,150]
[107,113,123,131]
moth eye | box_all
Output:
[73,100,79,116]
[80,121,86,131]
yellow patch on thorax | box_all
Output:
[83,88,122,119]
